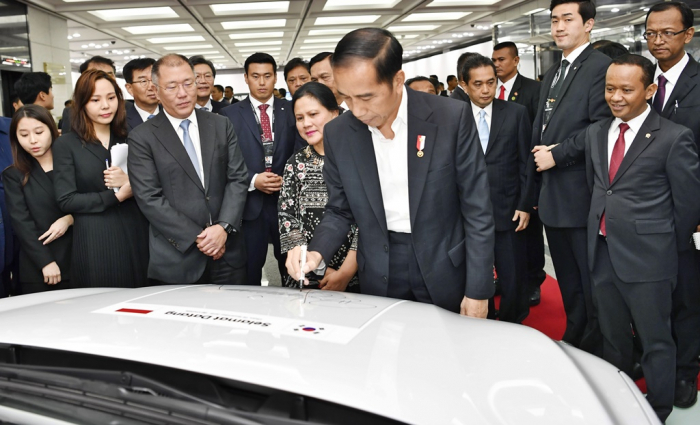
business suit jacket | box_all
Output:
[128,109,249,283]
[219,97,301,221]
[125,103,164,133]
[450,87,469,102]
[60,107,71,134]
[0,117,12,272]
[211,100,227,115]
[3,164,72,284]
[309,89,496,311]
[509,73,541,124]
[533,45,612,228]
[586,111,700,282]
[467,100,533,231]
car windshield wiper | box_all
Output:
[0,365,268,425]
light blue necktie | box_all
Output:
[179,119,202,181]
[477,109,489,153]
[201,107,209,112]
[147,114,155,120]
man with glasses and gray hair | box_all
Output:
[127,53,249,285]
[645,1,700,409]
[123,58,161,132]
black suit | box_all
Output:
[532,45,611,351]
[128,109,248,284]
[449,86,469,102]
[126,103,163,133]
[468,99,533,322]
[60,107,71,134]
[653,54,700,383]
[220,97,301,285]
[309,89,495,312]
[3,164,72,292]
[585,111,700,421]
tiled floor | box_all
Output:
[668,401,700,424]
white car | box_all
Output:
[0,285,660,425]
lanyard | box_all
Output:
[250,101,275,140]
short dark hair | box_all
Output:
[214,84,224,93]
[309,52,333,70]
[332,28,402,86]
[225,85,233,91]
[64,99,72,106]
[284,57,310,81]
[79,55,115,74]
[429,74,439,81]
[152,54,193,86]
[610,54,655,88]
[189,55,216,77]
[549,0,596,22]
[244,52,277,74]
[405,76,439,93]
[591,40,629,59]
[460,54,497,83]
[446,75,457,83]
[292,81,340,114]
[14,72,52,105]
[279,88,287,97]
[493,41,518,58]
[645,1,694,30]
[122,57,156,84]
[457,52,480,78]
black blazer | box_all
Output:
[467,100,533,231]
[585,111,700,282]
[450,87,469,102]
[126,103,163,133]
[509,73,541,124]
[219,97,303,221]
[3,163,72,283]
[309,89,496,311]
[532,45,612,228]
[211,100,227,115]
[128,109,249,283]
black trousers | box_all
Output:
[242,197,286,286]
[524,209,547,291]
[545,226,602,355]
[386,232,436,308]
[492,229,528,323]
[672,249,700,381]
[592,238,675,422]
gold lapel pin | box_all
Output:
[645,133,651,138]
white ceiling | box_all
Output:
[20,0,544,72]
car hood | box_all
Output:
[0,286,656,425]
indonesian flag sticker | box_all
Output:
[116,308,153,314]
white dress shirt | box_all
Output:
[195,98,213,112]
[248,95,276,191]
[607,105,651,166]
[497,74,517,100]
[561,42,590,79]
[133,102,159,123]
[163,108,205,187]
[368,86,411,233]
[470,101,493,153]
[653,52,690,111]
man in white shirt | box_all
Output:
[287,28,495,317]
[123,58,160,132]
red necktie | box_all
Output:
[600,123,630,236]
[258,104,272,141]
[498,85,506,100]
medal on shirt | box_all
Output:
[416,135,426,157]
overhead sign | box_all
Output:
[1,56,30,67]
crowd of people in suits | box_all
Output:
[0,0,699,422]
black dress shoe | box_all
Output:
[674,377,698,408]
[631,362,644,381]
[528,287,541,306]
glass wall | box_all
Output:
[0,0,30,117]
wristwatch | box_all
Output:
[217,221,235,234]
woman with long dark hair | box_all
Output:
[53,69,149,287]
[279,82,359,291]
[3,105,73,293]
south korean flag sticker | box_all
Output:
[294,324,325,335]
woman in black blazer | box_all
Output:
[3,105,73,293]
[53,70,149,288]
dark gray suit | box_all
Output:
[127,109,249,284]
[449,86,469,102]
[585,111,700,421]
[126,103,163,133]
[309,89,495,312]
[508,73,541,124]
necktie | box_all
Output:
[147,114,155,120]
[201,107,209,112]
[477,109,489,154]
[600,123,630,236]
[544,59,570,125]
[258,104,273,141]
[179,119,202,182]
[653,74,667,114]
[498,85,506,100]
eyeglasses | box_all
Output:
[132,79,153,88]
[643,28,689,41]
[156,80,197,93]
[195,73,214,82]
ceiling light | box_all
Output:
[314,15,380,25]
[163,44,213,51]
[123,24,194,35]
[72,33,80,37]
[403,12,470,22]
[88,43,95,47]
[238,47,281,52]
[229,32,284,40]
[523,8,546,15]
[308,28,358,36]
[427,0,498,5]
[67,36,72,39]
[102,43,109,47]
[322,0,399,10]
[206,56,225,59]
[299,45,337,50]
[147,36,205,44]
[81,44,88,48]
[387,25,440,32]
[88,7,178,22]
[303,38,341,44]
[221,19,286,30]
[210,1,289,15]
[234,40,282,47]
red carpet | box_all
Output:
[512,274,700,393]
